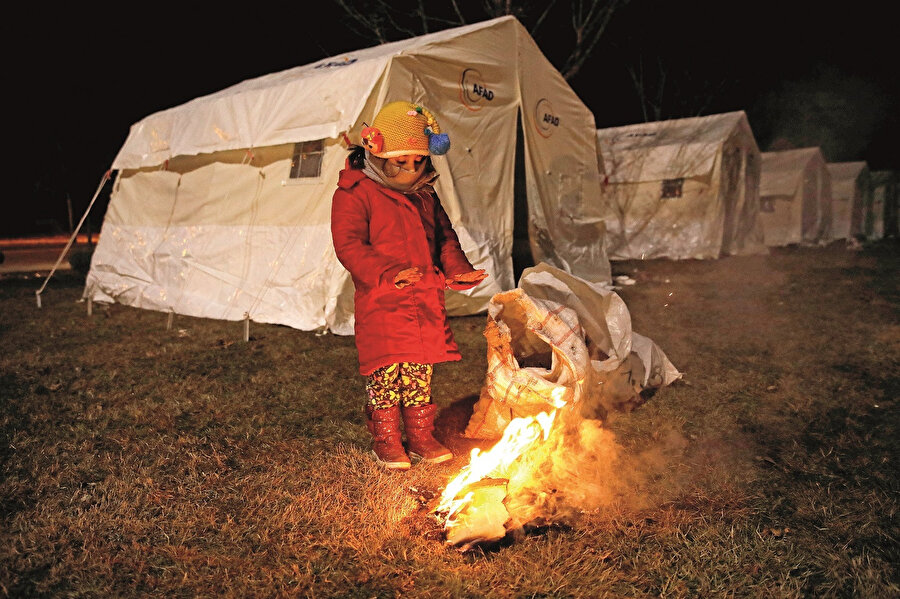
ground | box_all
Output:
[0,238,897,597]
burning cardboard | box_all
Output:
[443,478,510,550]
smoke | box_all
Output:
[752,63,889,162]
[501,406,691,531]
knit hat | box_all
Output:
[361,101,451,158]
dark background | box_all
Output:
[5,1,896,238]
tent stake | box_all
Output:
[167,311,174,331]
[87,297,93,316]
[243,313,250,342]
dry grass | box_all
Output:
[1,240,897,598]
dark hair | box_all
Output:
[348,145,366,169]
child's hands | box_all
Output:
[394,267,423,288]
[395,267,488,289]
[446,269,488,287]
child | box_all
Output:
[331,101,488,470]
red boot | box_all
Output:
[365,405,411,470]
[402,403,453,464]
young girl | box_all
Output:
[331,101,488,470]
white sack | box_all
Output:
[465,263,681,440]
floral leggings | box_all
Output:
[366,362,433,409]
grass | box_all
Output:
[1,239,897,598]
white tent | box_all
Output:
[826,161,870,240]
[594,111,766,260]
[83,16,610,335]
[758,147,833,247]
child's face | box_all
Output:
[387,154,425,171]
[384,154,426,185]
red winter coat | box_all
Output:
[331,163,480,375]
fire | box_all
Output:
[436,410,557,517]
[434,387,568,546]
[426,269,682,549]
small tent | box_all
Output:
[594,111,766,260]
[83,16,610,335]
[866,171,899,239]
[826,161,871,240]
[758,147,833,247]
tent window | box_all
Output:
[760,197,775,213]
[661,178,684,199]
[289,140,324,179]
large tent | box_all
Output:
[82,16,610,335]
[594,111,766,260]
[826,161,870,240]
[758,147,833,247]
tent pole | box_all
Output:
[36,169,113,308]
[243,312,250,342]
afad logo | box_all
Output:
[314,56,358,70]
[534,98,560,138]
[459,68,495,111]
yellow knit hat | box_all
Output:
[361,101,450,158]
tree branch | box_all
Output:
[529,0,558,35]
[562,0,629,81]
[449,0,467,23]
[333,0,390,44]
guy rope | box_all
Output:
[35,170,112,308]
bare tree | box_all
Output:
[626,54,734,123]
[332,0,627,82]
[559,0,625,80]
[626,56,667,123]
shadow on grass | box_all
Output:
[435,394,485,460]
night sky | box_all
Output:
[6,1,897,237]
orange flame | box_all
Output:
[435,386,568,530]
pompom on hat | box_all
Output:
[361,101,450,158]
